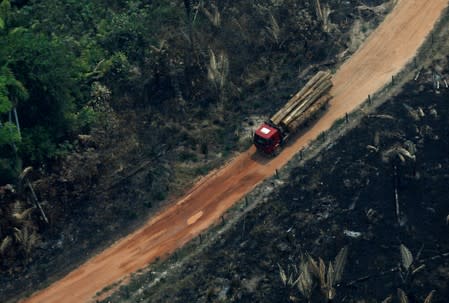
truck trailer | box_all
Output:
[253,71,333,155]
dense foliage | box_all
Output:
[0,0,181,181]
[1,0,86,179]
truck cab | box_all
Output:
[253,122,282,155]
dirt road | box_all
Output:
[21,1,448,302]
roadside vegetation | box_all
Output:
[0,0,391,301]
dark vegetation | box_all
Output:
[103,64,449,302]
[0,0,389,301]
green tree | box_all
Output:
[0,65,27,145]
[0,79,21,182]
[0,0,10,28]
[0,0,29,182]
[3,29,86,163]
[0,0,95,167]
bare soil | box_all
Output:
[19,0,449,302]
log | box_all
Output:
[271,71,331,124]
[272,71,327,122]
[393,165,402,226]
[281,79,332,126]
[281,81,331,125]
[286,72,331,115]
[284,94,331,132]
[27,180,49,224]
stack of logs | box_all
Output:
[271,71,333,132]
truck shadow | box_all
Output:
[249,150,274,164]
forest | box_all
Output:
[0,0,409,301]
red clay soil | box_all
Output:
[21,1,448,302]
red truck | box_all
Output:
[253,71,333,155]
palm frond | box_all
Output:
[307,255,320,277]
[14,226,38,257]
[333,246,348,283]
[314,0,332,32]
[18,166,33,181]
[397,288,409,303]
[326,261,334,287]
[10,200,25,217]
[278,263,287,286]
[265,13,280,43]
[424,290,436,303]
[12,207,34,221]
[400,244,413,270]
[202,4,220,27]
[0,236,12,255]
[297,260,313,299]
[13,226,27,244]
[207,49,229,89]
[318,257,326,287]
[207,49,217,83]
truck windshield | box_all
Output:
[254,135,269,145]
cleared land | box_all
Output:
[21,0,448,302]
